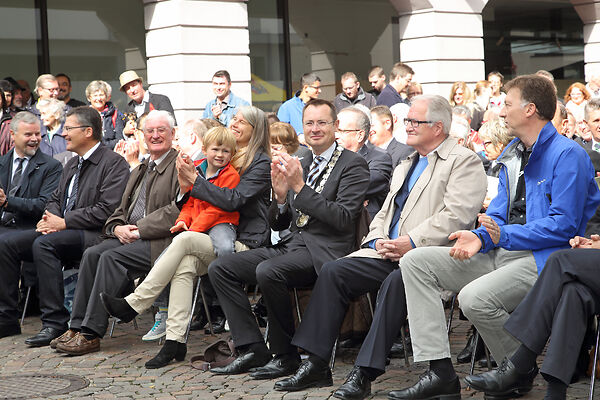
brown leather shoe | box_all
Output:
[50,329,77,349]
[55,332,100,355]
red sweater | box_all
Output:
[176,159,240,232]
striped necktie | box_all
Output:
[8,158,24,197]
[306,156,324,188]
[129,161,155,224]
[64,157,83,213]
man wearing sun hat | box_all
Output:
[119,70,176,124]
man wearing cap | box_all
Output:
[119,71,176,124]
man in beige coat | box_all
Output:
[271,95,487,396]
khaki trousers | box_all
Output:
[125,231,248,342]
[401,246,538,363]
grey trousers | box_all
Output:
[401,246,537,363]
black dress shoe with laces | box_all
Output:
[274,359,333,391]
[99,292,137,323]
[25,327,66,347]
[249,353,301,379]
[388,370,461,400]
[0,322,21,339]
[210,348,271,375]
[457,330,484,364]
[464,358,538,399]
[333,366,372,400]
[145,340,187,369]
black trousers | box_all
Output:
[208,236,317,355]
[0,228,85,329]
[69,239,151,337]
[292,256,397,362]
[504,248,600,385]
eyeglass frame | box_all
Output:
[303,120,334,128]
[63,125,91,132]
[403,118,434,128]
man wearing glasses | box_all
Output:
[26,74,68,117]
[0,106,129,346]
[276,95,487,396]
[277,72,322,139]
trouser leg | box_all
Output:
[292,257,397,361]
[355,268,407,373]
[401,246,494,362]
[208,223,236,258]
[70,239,122,330]
[209,246,281,348]
[33,229,85,330]
[82,240,151,337]
[0,229,38,324]
[459,249,538,362]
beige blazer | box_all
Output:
[350,136,487,259]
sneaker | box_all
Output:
[142,311,167,341]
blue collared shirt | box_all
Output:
[277,94,305,134]
[203,91,249,127]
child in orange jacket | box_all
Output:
[170,126,240,256]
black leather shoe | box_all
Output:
[205,315,226,334]
[25,327,66,347]
[99,292,137,323]
[0,322,21,339]
[190,310,208,331]
[390,338,413,359]
[249,353,301,379]
[388,370,461,400]
[457,330,483,364]
[333,367,372,400]
[145,340,187,369]
[210,348,271,375]
[464,358,538,399]
[274,360,333,391]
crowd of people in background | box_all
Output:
[1,62,600,400]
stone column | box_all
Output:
[390,0,489,97]
[572,0,600,81]
[143,0,252,123]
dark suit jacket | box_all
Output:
[126,92,177,124]
[269,148,370,273]
[0,148,63,228]
[45,143,130,248]
[585,148,600,175]
[104,149,181,263]
[376,84,408,108]
[358,144,393,218]
[386,138,414,169]
[191,151,272,249]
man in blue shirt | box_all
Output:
[202,70,249,127]
[277,73,321,140]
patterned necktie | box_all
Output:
[64,157,83,213]
[129,161,155,224]
[306,156,325,188]
[9,158,24,197]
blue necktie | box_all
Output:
[389,156,428,239]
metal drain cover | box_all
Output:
[0,374,89,399]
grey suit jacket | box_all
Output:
[351,136,487,259]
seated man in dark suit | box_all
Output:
[205,99,370,379]
[465,235,600,400]
[369,105,413,168]
[0,111,62,236]
[278,95,488,395]
[119,70,176,124]
[0,106,130,345]
[336,106,393,218]
[50,110,182,355]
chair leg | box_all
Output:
[109,318,116,338]
[466,331,481,389]
[366,292,374,316]
[590,316,600,400]
[484,342,492,371]
[294,288,302,324]
[330,337,338,370]
[199,277,214,336]
[447,294,457,334]
[20,287,32,326]
[400,324,410,367]
[185,277,203,343]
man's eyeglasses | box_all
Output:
[63,125,90,132]
[42,87,59,93]
[336,129,361,135]
[304,120,334,128]
[145,127,169,135]
[403,118,433,128]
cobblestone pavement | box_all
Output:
[0,310,594,399]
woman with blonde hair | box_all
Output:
[449,81,473,107]
[564,82,591,123]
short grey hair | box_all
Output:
[301,72,321,87]
[339,106,371,136]
[452,105,472,121]
[85,80,112,100]
[35,74,57,93]
[143,110,176,131]
[412,94,452,135]
[10,111,40,132]
[449,120,470,141]
[37,98,66,124]
[183,118,209,141]
[478,117,513,148]
[585,98,600,121]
